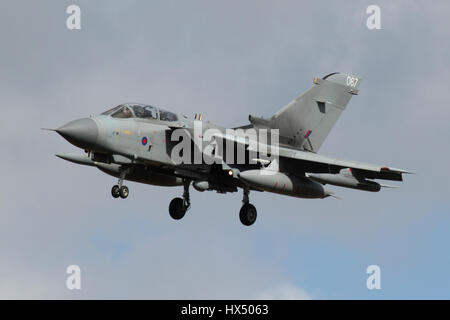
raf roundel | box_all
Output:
[141,136,148,146]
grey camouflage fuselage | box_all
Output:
[52,72,411,226]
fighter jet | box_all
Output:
[49,72,411,226]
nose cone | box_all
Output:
[57,118,99,150]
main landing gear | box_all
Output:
[111,170,129,199]
[239,188,257,226]
[169,180,191,220]
[168,182,257,226]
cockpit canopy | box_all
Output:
[101,103,178,122]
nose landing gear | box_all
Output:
[111,185,120,198]
[111,169,129,199]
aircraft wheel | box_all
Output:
[239,203,257,226]
[169,197,186,220]
[119,186,129,199]
[111,185,120,198]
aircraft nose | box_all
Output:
[57,118,99,150]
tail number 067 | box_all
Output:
[346,76,359,88]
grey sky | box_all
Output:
[0,0,449,298]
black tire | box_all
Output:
[111,185,120,198]
[239,203,257,226]
[119,185,129,199]
[169,197,186,220]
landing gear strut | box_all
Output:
[239,188,257,226]
[169,180,191,220]
[111,169,129,199]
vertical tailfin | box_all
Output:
[271,72,361,152]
